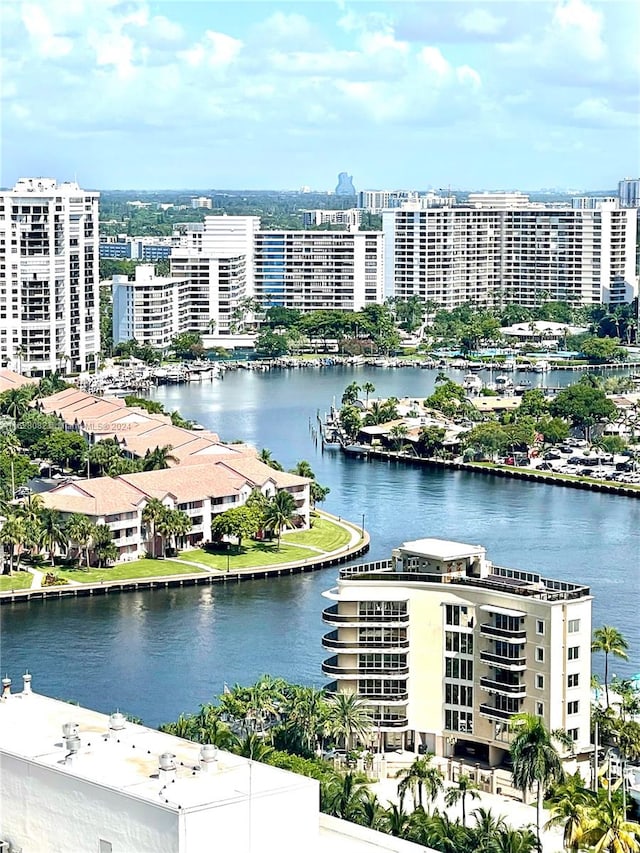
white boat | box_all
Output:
[463,372,483,393]
[494,374,514,392]
[533,360,550,373]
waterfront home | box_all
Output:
[323,538,592,777]
[0,675,428,853]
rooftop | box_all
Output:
[397,538,485,561]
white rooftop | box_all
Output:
[398,538,486,561]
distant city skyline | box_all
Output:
[2,0,639,191]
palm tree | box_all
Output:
[388,423,409,452]
[341,382,361,406]
[581,797,640,853]
[471,806,508,851]
[65,513,96,568]
[258,448,283,471]
[0,513,26,574]
[325,692,372,751]
[362,382,375,408]
[156,508,191,557]
[510,713,573,852]
[142,497,166,558]
[396,754,444,811]
[231,733,275,763]
[286,685,328,755]
[444,773,481,826]
[37,507,68,566]
[142,444,177,471]
[359,791,384,830]
[1,387,31,423]
[380,802,411,837]
[494,827,539,853]
[321,771,369,822]
[290,460,315,479]
[592,626,629,709]
[420,810,469,853]
[545,772,594,853]
[91,524,118,568]
[263,490,297,550]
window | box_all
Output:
[99,842,113,853]
[568,673,579,688]
[568,619,580,633]
[568,701,579,714]
[567,728,579,742]
[536,647,545,663]
[568,646,580,661]
[536,620,545,635]
[536,674,544,690]
[536,702,544,715]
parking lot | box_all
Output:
[503,438,640,485]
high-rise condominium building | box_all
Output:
[383,201,637,309]
[322,538,592,769]
[618,178,640,209]
[0,178,100,375]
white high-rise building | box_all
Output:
[383,201,637,308]
[0,178,100,375]
[618,178,640,209]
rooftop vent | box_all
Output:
[1,676,11,700]
[109,712,126,731]
[22,672,32,695]
[63,722,81,764]
[199,744,218,772]
[159,752,177,785]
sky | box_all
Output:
[2,0,639,191]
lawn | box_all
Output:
[177,541,320,571]
[55,559,205,584]
[0,572,34,592]
[469,462,640,490]
[283,516,353,551]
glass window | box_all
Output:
[568,701,579,714]
[536,674,544,690]
[536,620,545,635]
[568,646,580,661]
[568,619,580,633]
[568,673,579,688]
[536,647,545,663]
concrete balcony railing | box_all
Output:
[479,677,527,698]
[479,703,521,722]
[322,657,409,678]
[360,693,409,704]
[479,624,527,642]
[479,651,526,670]
[323,631,409,652]
[371,716,409,729]
[322,605,409,626]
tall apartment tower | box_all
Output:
[383,201,637,309]
[618,178,640,209]
[322,538,592,770]
[0,178,100,375]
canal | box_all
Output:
[2,366,638,726]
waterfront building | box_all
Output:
[618,178,640,209]
[111,264,191,351]
[383,201,637,308]
[0,177,100,376]
[0,676,427,853]
[322,538,592,772]
[300,209,363,229]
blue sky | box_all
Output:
[2,0,639,191]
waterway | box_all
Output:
[2,367,638,726]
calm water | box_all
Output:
[2,367,639,726]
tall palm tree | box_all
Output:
[321,771,369,822]
[142,444,177,471]
[396,754,444,811]
[592,626,629,709]
[0,513,26,574]
[263,490,297,550]
[380,802,411,837]
[362,382,375,407]
[494,827,539,853]
[325,692,372,751]
[37,507,69,566]
[91,524,118,568]
[471,806,508,852]
[231,733,275,763]
[1,387,32,423]
[389,423,409,452]
[290,460,315,479]
[286,685,329,755]
[444,773,481,826]
[581,797,640,853]
[545,772,594,853]
[258,448,283,471]
[142,497,166,558]
[65,513,96,568]
[510,713,573,852]
[420,810,469,853]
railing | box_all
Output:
[480,651,526,669]
[479,624,527,642]
[479,704,520,722]
[371,717,409,729]
[323,632,409,651]
[322,605,409,624]
[339,559,392,578]
[479,677,527,697]
[322,658,410,677]
[360,692,409,703]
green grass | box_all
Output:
[55,559,205,584]
[177,541,320,571]
[0,571,34,591]
[468,462,640,490]
[282,516,353,551]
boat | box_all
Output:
[533,360,550,373]
[494,374,514,393]
[463,372,483,393]
[341,443,371,457]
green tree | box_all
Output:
[444,773,481,826]
[510,713,573,852]
[463,422,508,460]
[37,508,69,566]
[142,497,166,558]
[536,416,570,446]
[518,389,549,419]
[339,405,361,440]
[396,754,444,812]
[43,430,88,471]
[546,772,594,853]
[65,513,96,568]
[258,448,283,471]
[254,329,290,358]
[550,383,617,441]
[263,490,297,549]
[0,513,26,574]
[341,382,361,406]
[321,771,370,822]
[417,426,447,458]
[169,332,204,360]
[142,444,177,471]
[325,692,372,751]
[581,796,640,853]
[362,382,376,407]
[91,524,119,568]
[592,626,629,709]
[580,337,626,363]
[211,505,262,550]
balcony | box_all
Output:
[371,716,409,729]
[479,704,520,722]
[360,692,408,704]
[323,631,409,652]
[480,624,527,642]
[480,651,526,670]
[322,657,409,678]
[322,605,409,625]
[479,677,527,698]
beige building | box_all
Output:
[322,538,592,769]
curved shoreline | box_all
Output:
[0,512,370,606]
[344,448,640,498]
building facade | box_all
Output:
[99,235,174,262]
[301,209,363,229]
[322,538,592,769]
[0,178,100,375]
[383,201,638,309]
[618,178,640,209]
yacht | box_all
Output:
[533,360,550,373]
[463,372,483,394]
[494,374,514,393]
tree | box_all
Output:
[388,423,409,452]
[142,444,177,471]
[581,797,640,853]
[263,490,297,549]
[0,514,26,574]
[444,773,480,826]
[550,383,617,441]
[65,513,96,568]
[254,329,290,358]
[43,430,88,471]
[339,405,361,440]
[321,771,369,822]
[546,772,594,853]
[362,382,375,407]
[157,508,192,555]
[37,508,69,566]
[518,389,549,419]
[463,422,508,460]
[341,382,361,406]
[510,713,573,852]
[536,416,570,446]
[417,426,446,458]
[142,497,166,558]
[0,387,33,423]
[211,505,262,550]
[580,337,626,363]
[91,524,119,568]
[325,692,372,751]
[258,448,283,471]
[592,626,629,709]
[396,754,444,812]
[170,332,204,360]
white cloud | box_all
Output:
[572,96,638,127]
[419,47,450,79]
[553,0,605,61]
[456,65,482,91]
[21,3,73,58]
[459,9,506,37]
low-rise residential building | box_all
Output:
[301,209,363,229]
[322,538,592,772]
[99,235,174,262]
[0,677,427,853]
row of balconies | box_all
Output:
[323,604,409,625]
[322,657,409,678]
